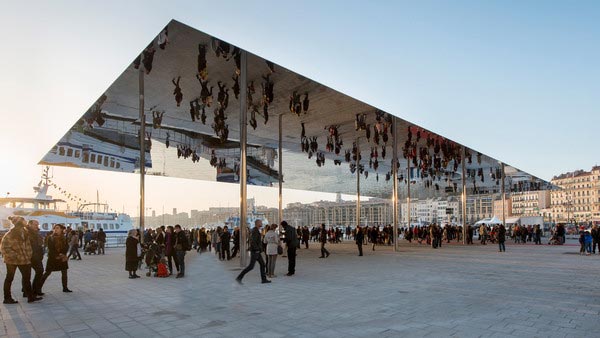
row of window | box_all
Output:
[39,223,120,231]
[54,146,121,169]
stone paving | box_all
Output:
[1,239,599,338]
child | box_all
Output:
[157,258,169,278]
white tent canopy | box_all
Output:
[475,216,502,225]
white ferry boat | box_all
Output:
[0,168,134,239]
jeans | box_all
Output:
[357,243,363,256]
[221,245,231,260]
[237,251,267,281]
[216,243,222,259]
[4,264,32,300]
[498,241,506,252]
[267,254,277,276]
[176,251,186,275]
[585,242,592,254]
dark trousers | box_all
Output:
[237,251,267,281]
[287,245,296,274]
[97,241,105,254]
[167,253,179,273]
[41,269,68,291]
[357,243,363,256]
[320,242,329,257]
[68,244,81,260]
[4,264,32,301]
[176,251,186,275]
[593,240,599,253]
[31,260,44,294]
[231,244,239,258]
[499,241,506,252]
[221,245,231,260]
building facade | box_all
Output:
[550,166,600,223]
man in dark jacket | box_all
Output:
[27,220,45,296]
[96,228,106,254]
[319,224,330,258]
[236,220,270,284]
[221,226,231,260]
[282,221,297,276]
[173,224,188,278]
[355,225,364,256]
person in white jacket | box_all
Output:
[263,224,280,278]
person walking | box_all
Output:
[41,224,72,293]
[497,224,506,252]
[27,220,45,297]
[282,221,298,276]
[355,225,364,256]
[479,224,487,245]
[125,229,141,279]
[174,224,189,278]
[263,224,280,278]
[319,223,330,258]
[1,217,41,304]
[230,227,239,258]
[220,226,231,260]
[236,220,270,285]
[67,231,82,260]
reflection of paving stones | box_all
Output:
[0,239,598,337]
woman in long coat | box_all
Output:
[41,224,72,293]
[125,229,141,279]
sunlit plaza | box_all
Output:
[1,240,598,338]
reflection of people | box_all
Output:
[41,224,72,293]
[1,216,40,304]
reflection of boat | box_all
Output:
[224,211,270,229]
[40,127,151,173]
[0,169,134,238]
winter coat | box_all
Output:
[0,226,33,265]
[263,230,280,255]
[45,234,69,272]
[125,236,140,263]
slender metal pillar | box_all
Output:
[392,120,399,251]
[138,64,145,243]
[461,147,467,244]
[356,138,361,228]
[407,158,411,228]
[278,113,283,227]
[501,163,506,226]
[239,51,248,267]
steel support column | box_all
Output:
[356,138,361,228]
[138,64,145,243]
[461,147,467,244]
[278,113,283,227]
[239,51,248,267]
[392,120,399,251]
[407,158,411,228]
[501,162,506,227]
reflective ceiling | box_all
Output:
[40,20,553,199]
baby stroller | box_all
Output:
[84,240,98,255]
[144,242,163,277]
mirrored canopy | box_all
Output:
[40,20,553,199]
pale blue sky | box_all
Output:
[1,1,598,215]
